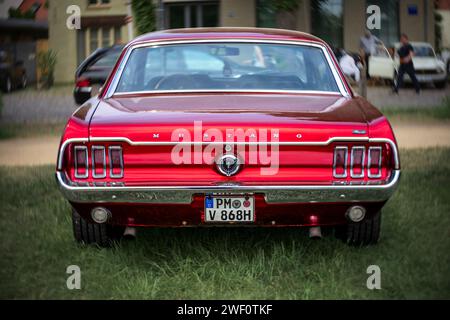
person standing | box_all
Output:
[393,33,420,94]
[339,49,361,82]
[359,30,383,79]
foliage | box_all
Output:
[274,0,299,12]
[37,50,57,89]
[8,7,36,19]
[131,0,156,35]
[380,96,450,120]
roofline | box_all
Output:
[129,27,326,46]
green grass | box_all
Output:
[0,122,65,140]
[0,149,449,299]
[380,96,450,121]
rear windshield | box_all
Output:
[115,43,340,93]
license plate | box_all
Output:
[204,196,255,223]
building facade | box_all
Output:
[436,0,450,48]
[48,0,436,83]
[48,0,132,83]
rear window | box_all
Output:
[90,50,121,69]
[115,43,340,93]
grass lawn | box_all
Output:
[380,96,450,121]
[0,148,449,299]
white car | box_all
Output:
[369,42,448,88]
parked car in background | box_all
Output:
[73,45,124,104]
[369,42,447,88]
[0,50,27,93]
[57,28,400,247]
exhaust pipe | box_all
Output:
[309,226,322,239]
[123,227,136,239]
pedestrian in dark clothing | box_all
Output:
[393,34,420,94]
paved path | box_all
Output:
[0,122,449,166]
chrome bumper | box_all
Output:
[56,170,401,204]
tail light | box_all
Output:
[92,146,106,178]
[75,77,90,88]
[350,146,365,178]
[72,145,123,179]
[333,146,348,178]
[109,146,124,178]
[368,146,382,178]
[74,146,88,178]
[333,145,384,179]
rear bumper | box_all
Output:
[56,170,401,204]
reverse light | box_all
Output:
[91,207,110,224]
[346,206,366,222]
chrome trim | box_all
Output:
[58,137,400,171]
[74,146,88,179]
[56,170,401,204]
[368,146,382,179]
[350,146,366,179]
[91,146,107,179]
[104,39,351,98]
[109,146,124,179]
[332,146,348,178]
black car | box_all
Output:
[0,51,27,93]
[74,45,123,104]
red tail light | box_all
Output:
[350,146,365,178]
[333,145,386,180]
[72,144,124,179]
[109,146,124,178]
[333,146,348,178]
[368,146,382,178]
[92,146,106,178]
[76,77,90,88]
[74,146,88,178]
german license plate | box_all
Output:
[204,196,255,223]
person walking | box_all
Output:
[359,30,383,79]
[393,33,420,94]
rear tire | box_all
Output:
[335,211,381,246]
[435,80,447,89]
[72,208,124,247]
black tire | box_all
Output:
[435,80,447,89]
[72,208,124,247]
[335,211,381,246]
[20,73,27,89]
[3,75,12,93]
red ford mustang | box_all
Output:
[56,28,400,247]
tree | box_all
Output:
[131,0,156,35]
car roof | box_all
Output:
[128,27,325,47]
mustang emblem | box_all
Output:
[216,154,241,177]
